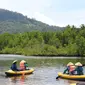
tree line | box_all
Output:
[0,24,85,56]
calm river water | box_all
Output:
[0,54,85,85]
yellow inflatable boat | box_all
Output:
[5,68,34,76]
[58,72,85,81]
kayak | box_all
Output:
[58,72,85,81]
[5,68,34,76]
[70,82,85,85]
[70,83,76,85]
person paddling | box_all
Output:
[63,62,75,75]
[20,60,29,70]
[24,61,29,70]
[75,62,83,75]
[10,60,19,71]
[20,60,26,70]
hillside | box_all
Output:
[0,9,64,33]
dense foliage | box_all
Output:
[0,24,85,56]
[0,9,64,33]
[0,9,85,56]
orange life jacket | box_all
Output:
[69,65,75,72]
[20,62,25,70]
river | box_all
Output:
[0,54,85,85]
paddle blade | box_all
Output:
[56,76,60,79]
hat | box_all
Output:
[12,60,17,64]
[75,62,82,66]
[67,62,74,66]
[21,60,26,63]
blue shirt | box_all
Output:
[11,63,18,71]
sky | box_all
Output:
[0,0,85,27]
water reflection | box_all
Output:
[8,75,27,85]
[66,80,78,85]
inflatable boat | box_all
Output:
[57,72,85,81]
[5,68,34,76]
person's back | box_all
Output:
[11,60,18,71]
[75,62,83,75]
[77,66,83,75]
[11,63,17,71]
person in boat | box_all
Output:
[24,61,29,70]
[20,60,26,70]
[63,62,75,75]
[75,62,83,75]
[20,60,29,70]
[10,60,19,71]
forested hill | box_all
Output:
[0,9,64,33]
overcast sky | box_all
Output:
[0,0,85,27]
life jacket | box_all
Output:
[69,65,75,72]
[20,61,25,70]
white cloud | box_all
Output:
[32,10,85,27]
[33,12,56,26]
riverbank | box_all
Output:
[0,54,84,59]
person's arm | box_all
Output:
[63,68,68,74]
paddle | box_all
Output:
[22,72,25,76]
[82,64,85,66]
[56,76,60,79]
[21,71,25,80]
[22,70,25,76]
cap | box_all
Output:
[75,62,82,66]
[12,60,17,64]
[21,60,26,63]
[67,62,74,66]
